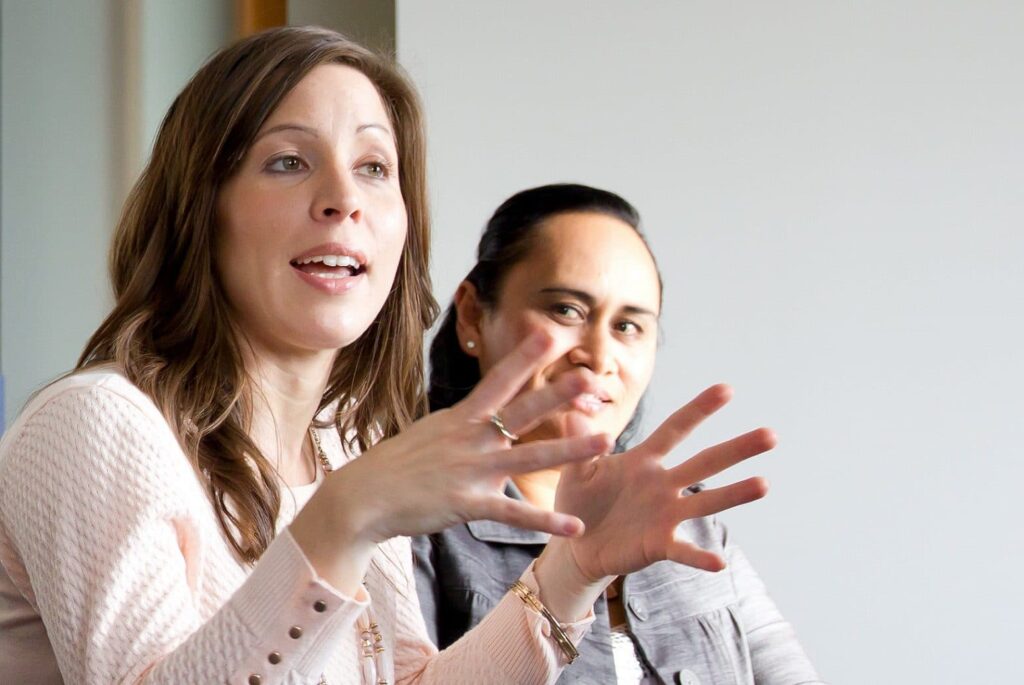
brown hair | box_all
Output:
[78,26,436,563]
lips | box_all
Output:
[289,243,368,292]
[291,244,364,272]
[573,391,612,415]
[293,258,361,279]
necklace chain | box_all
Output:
[308,425,334,473]
[309,426,388,685]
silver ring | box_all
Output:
[489,412,519,441]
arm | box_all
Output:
[1,335,604,684]
[393,537,593,684]
[0,384,364,684]
[724,527,825,684]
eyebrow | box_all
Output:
[357,122,393,137]
[539,287,659,318]
[254,123,319,142]
[254,122,393,142]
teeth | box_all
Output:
[296,255,360,267]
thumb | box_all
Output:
[559,412,604,482]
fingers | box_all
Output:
[496,433,613,476]
[459,332,559,415]
[674,476,769,520]
[666,539,726,572]
[497,369,597,437]
[663,478,769,571]
[637,384,733,458]
[668,427,777,489]
[474,495,585,537]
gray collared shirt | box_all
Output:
[412,484,824,685]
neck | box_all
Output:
[241,341,337,487]
[512,468,562,512]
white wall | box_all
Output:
[1,1,121,425]
[0,1,232,426]
[134,1,234,179]
[398,2,1024,682]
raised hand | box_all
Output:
[292,331,614,593]
[552,383,773,584]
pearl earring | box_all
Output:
[466,340,476,350]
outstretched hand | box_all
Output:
[553,383,773,583]
[323,331,614,545]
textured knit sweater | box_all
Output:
[0,370,591,684]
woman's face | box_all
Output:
[216,64,407,358]
[467,212,661,443]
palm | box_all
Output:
[555,384,774,581]
[555,448,669,576]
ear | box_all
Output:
[454,281,484,358]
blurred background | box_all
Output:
[2,2,1021,682]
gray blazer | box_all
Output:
[412,484,824,685]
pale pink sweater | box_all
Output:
[0,370,591,684]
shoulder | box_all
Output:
[0,368,197,507]
[4,368,168,437]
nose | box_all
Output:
[567,326,617,375]
[311,163,362,224]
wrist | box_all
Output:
[533,538,613,623]
[289,471,379,596]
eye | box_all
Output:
[266,154,307,173]
[615,320,642,336]
[359,160,392,179]
[550,303,585,322]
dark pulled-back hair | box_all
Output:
[428,183,660,450]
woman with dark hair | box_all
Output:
[415,184,823,684]
[0,30,773,685]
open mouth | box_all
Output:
[574,392,613,414]
[289,254,366,280]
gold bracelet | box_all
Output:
[509,580,580,664]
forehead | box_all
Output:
[262,63,392,133]
[514,211,661,310]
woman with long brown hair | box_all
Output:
[0,27,770,684]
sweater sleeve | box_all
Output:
[0,384,365,684]
[724,524,826,685]
[391,536,594,684]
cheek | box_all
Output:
[214,221,247,295]
[377,207,409,280]
[621,344,658,399]
[218,220,278,289]
[217,187,283,267]
[479,313,552,374]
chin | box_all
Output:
[313,330,372,352]
[552,413,600,439]
[304,312,379,350]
